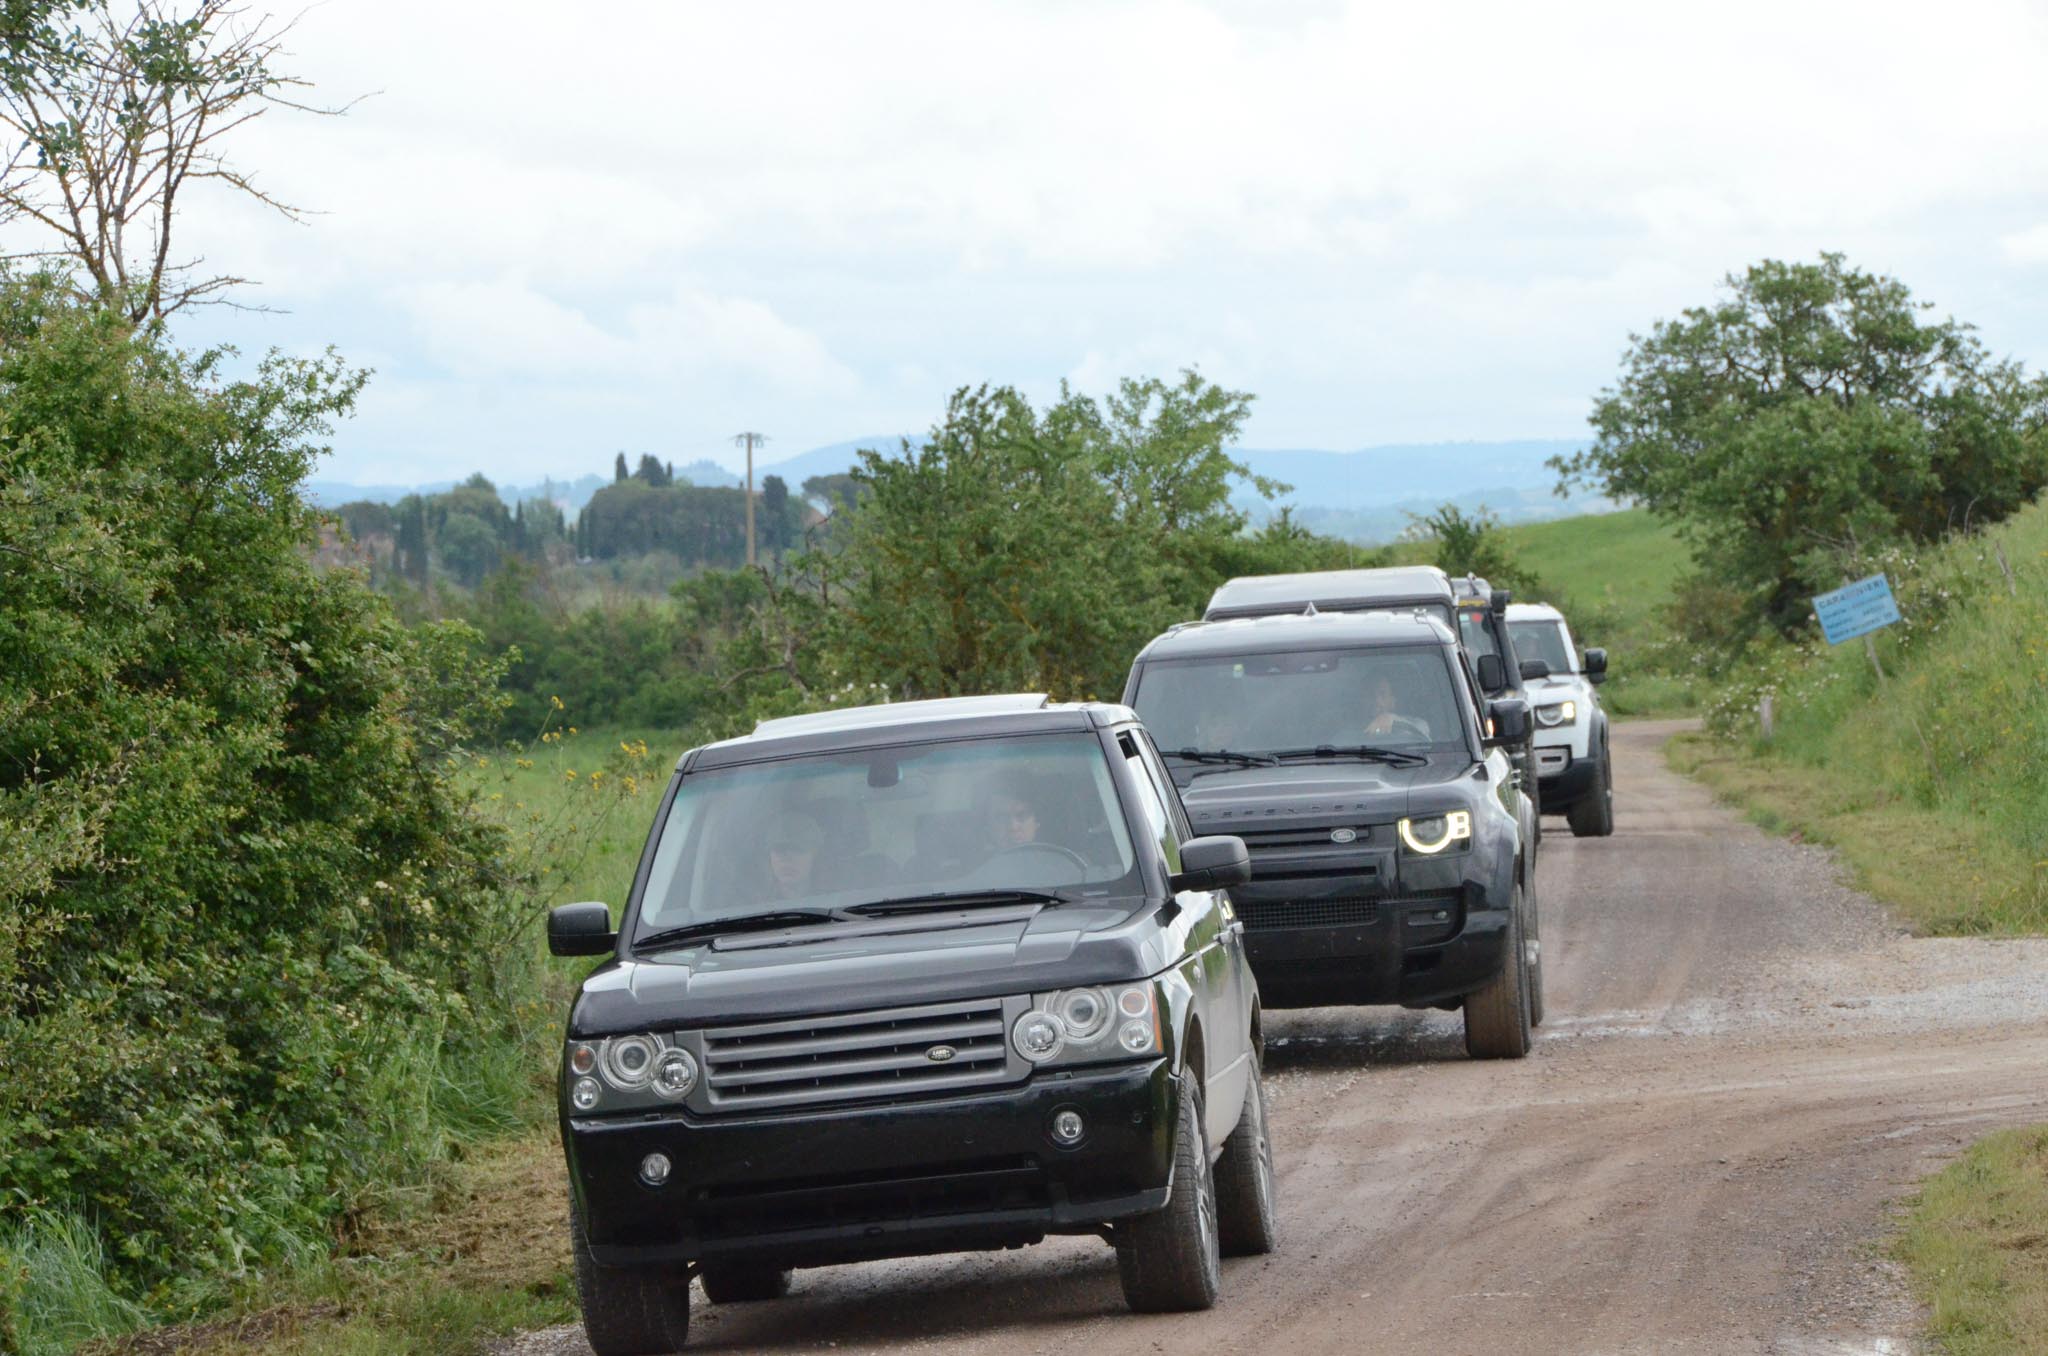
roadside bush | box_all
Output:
[0,279,527,1319]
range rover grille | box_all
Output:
[698,997,1021,1113]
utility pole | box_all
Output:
[732,431,767,567]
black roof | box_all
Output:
[1133,611,1457,664]
[685,694,1136,770]
[1203,566,1456,620]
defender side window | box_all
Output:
[1118,731,1183,874]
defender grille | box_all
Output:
[1239,897,1381,930]
[1237,893,1461,932]
[698,997,1020,1113]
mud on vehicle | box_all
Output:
[1124,611,1543,1056]
[548,695,1274,1354]
[1506,602,1614,838]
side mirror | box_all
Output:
[1583,648,1608,685]
[1171,835,1251,893]
[548,901,617,957]
[1519,657,1552,680]
[1486,697,1531,745]
[1490,588,1511,615]
[1475,652,1506,693]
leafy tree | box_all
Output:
[0,278,513,1292]
[1555,254,2048,635]
[436,510,500,586]
[613,451,629,483]
[1401,503,1542,595]
[633,453,670,487]
[803,471,861,518]
[761,473,791,554]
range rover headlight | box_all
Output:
[601,1033,658,1090]
[1535,700,1577,727]
[1399,809,1473,855]
[567,1033,699,1113]
[1016,983,1160,1067]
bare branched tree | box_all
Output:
[0,0,342,321]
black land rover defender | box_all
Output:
[1123,612,1542,1057]
[1203,565,1540,818]
[548,695,1274,1354]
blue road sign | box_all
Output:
[1812,573,1901,645]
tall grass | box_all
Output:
[1683,493,2048,934]
[0,1213,146,1356]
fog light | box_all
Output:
[1050,1109,1085,1146]
[639,1152,672,1186]
[570,1076,601,1111]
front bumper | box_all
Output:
[564,1058,1176,1269]
[1242,886,1510,1009]
[1535,746,1598,810]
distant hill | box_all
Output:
[305,436,1599,538]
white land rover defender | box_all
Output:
[1504,603,1613,838]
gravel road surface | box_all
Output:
[505,719,2048,1355]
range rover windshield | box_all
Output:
[1131,646,1472,768]
[635,733,1139,939]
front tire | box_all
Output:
[1463,887,1533,1059]
[1214,1056,1278,1256]
[571,1206,691,1355]
[699,1263,792,1304]
[1567,743,1615,838]
[1116,1079,1221,1312]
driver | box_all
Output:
[760,811,824,901]
[985,788,1041,852]
[1363,673,1428,739]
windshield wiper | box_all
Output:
[1267,744,1430,768]
[1164,747,1277,767]
[845,888,1073,917]
[633,909,851,953]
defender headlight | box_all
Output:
[1535,701,1577,727]
[1398,810,1473,855]
[1013,983,1161,1066]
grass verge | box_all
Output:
[1666,731,2039,936]
[1897,1126,2048,1355]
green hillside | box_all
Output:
[1506,509,1696,715]
[1675,493,2048,935]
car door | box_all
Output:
[1121,727,1250,1145]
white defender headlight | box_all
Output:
[1535,700,1577,728]
[1015,983,1160,1066]
[1399,809,1473,854]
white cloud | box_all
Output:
[17,0,2039,482]
[2004,224,2048,264]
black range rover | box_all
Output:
[548,695,1274,1353]
[1123,612,1542,1058]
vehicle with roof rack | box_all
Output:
[1123,611,1542,1056]
[1202,565,1541,820]
[546,694,1272,1352]
[1506,601,1613,837]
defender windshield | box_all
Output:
[1455,607,1500,660]
[636,733,1139,937]
[1508,619,1574,674]
[1130,646,1472,762]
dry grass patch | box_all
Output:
[83,1134,573,1356]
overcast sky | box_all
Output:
[140,0,2048,483]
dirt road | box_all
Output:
[507,720,2048,1355]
